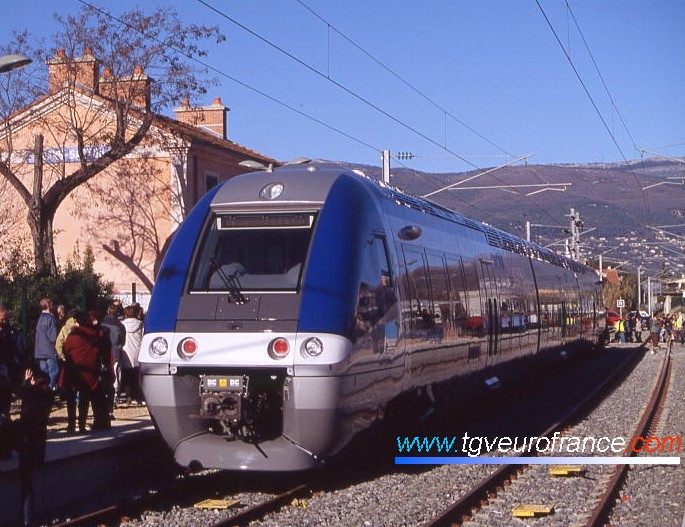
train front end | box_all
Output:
[139,167,362,472]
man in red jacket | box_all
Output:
[59,311,113,432]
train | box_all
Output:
[139,162,605,471]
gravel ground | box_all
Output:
[120,489,278,527]
[460,345,683,527]
[252,464,496,527]
[609,345,685,527]
[43,344,678,527]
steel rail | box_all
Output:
[582,350,671,527]
[206,483,309,527]
[422,346,646,527]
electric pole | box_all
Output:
[568,208,583,261]
[381,150,391,184]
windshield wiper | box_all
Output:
[210,257,247,304]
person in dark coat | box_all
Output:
[0,304,26,459]
[60,311,113,432]
[34,298,59,389]
[100,304,124,412]
[14,368,53,527]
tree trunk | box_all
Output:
[27,211,57,277]
[27,134,57,276]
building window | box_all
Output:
[205,172,219,192]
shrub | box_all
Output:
[0,246,113,347]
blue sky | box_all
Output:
[3,0,684,174]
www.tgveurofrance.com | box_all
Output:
[394,432,683,465]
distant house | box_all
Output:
[0,49,277,306]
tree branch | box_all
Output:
[102,239,155,292]
[43,112,154,212]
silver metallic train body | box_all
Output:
[139,164,604,471]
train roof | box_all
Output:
[210,162,593,275]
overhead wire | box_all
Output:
[75,0,382,156]
[564,0,638,151]
[535,0,650,217]
[77,0,567,230]
[194,0,568,227]
[195,0,482,171]
[75,0,502,226]
[294,0,516,160]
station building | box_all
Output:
[0,49,277,306]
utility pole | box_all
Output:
[636,266,641,310]
[381,150,391,184]
[568,208,583,261]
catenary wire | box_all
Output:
[194,0,569,226]
[75,0,382,156]
[535,0,650,217]
[76,0,567,230]
[565,0,638,152]
[294,0,516,160]
[194,0,482,170]
[73,0,495,224]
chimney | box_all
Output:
[47,48,99,94]
[174,96,229,139]
[98,65,152,111]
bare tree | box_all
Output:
[0,5,223,276]
[73,154,183,291]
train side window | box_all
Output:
[426,252,448,343]
[446,256,469,336]
[352,235,396,342]
[462,261,483,336]
[402,246,436,340]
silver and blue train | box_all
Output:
[139,163,604,471]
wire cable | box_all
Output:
[535,0,650,216]
[195,0,484,170]
[76,0,382,156]
[565,0,638,151]
[77,0,567,230]
[295,0,516,159]
[194,0,570,226]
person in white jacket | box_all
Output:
[120,305,144,404]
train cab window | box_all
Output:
[189,212,316,292]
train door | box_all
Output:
[478,258,500,362]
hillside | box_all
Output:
[316,158,685,274]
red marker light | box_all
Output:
[178,338,198,360]
[268,337,290,359]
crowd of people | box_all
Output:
[1,297,145,441]
[0,297,145,525]
[612,311,685,353]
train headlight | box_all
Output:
[301,337,324,358]
[178,337,198,360]
[149,337,168,358]
[268,337,290,360]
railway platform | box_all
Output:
[0,401,154,473]
[0,401,164,527]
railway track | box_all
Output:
[46,346,672,527]
[422,346,672,527]
[51,471,308,527]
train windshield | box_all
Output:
[189,212,316,292]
